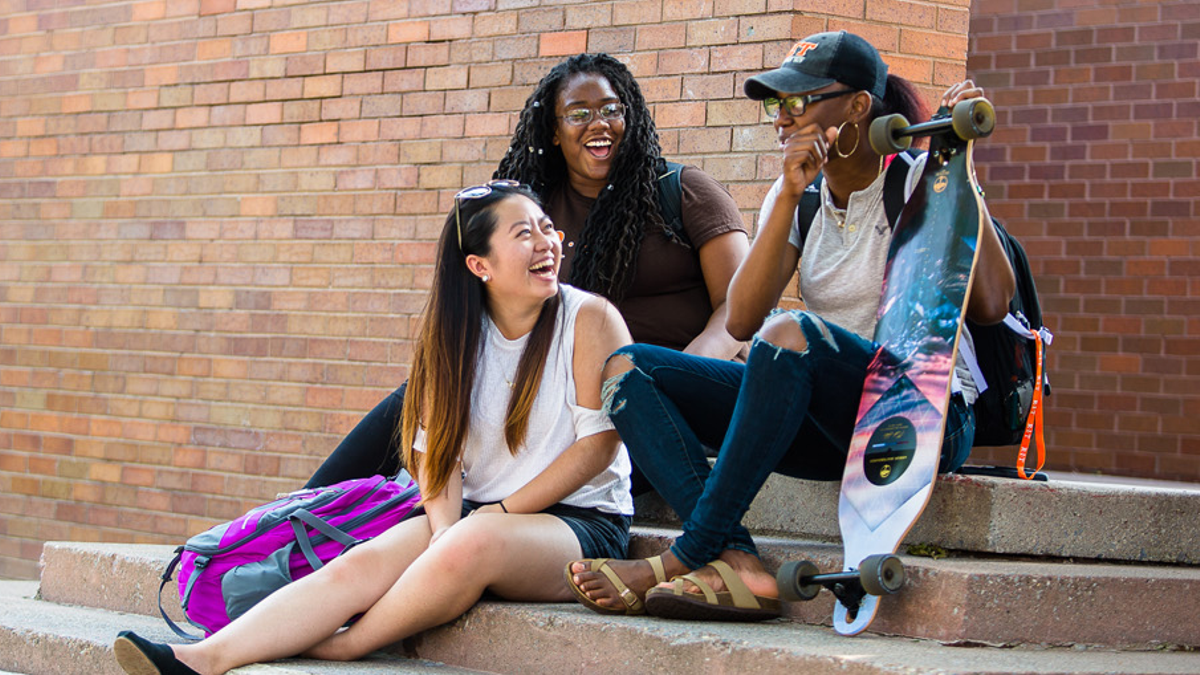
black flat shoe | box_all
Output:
[113,631,201,675]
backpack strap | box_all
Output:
[795,174,823,247]
[1017,328,1048,480]
[882,149,920,227]
[794,149,920,247]
[655,161,691,248]
[158,546,206,641]
[290,509,361,571]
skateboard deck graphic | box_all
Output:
[776,99,996,636]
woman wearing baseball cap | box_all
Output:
[567,31,1017,621]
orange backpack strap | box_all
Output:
[1016,329,1047,480]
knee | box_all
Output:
[602,350,635,383]
[757,313,808,353]
[320,544,381,588]
[602,348,642,416]
[428,517,502,576]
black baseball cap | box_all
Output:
[744,31,888,101]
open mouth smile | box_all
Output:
[585,138,613,159]
[529,258,557,278]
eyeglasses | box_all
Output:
[455,180,521,250]
[762,89,856,119]
[558,102,626,127]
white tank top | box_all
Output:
[416,284,634,515]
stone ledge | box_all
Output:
[4,579,1197,675]
[630,528,1200,649]
[634,471,1200,564]
[0,582,487,675]
[41,538,1200,650]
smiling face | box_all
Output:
[552,72,626,199]
[468,194,562,305]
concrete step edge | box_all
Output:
[39,539,1200,650]
[4,580,1197,675]
[631,527,1200,649]
[634,471,1200,564]
[0,582,489,675]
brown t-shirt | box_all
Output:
[544,166,746,351]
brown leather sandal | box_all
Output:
[564,555,668,616]
[643,559,781,622]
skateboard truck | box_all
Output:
[869,98,996,156]
[776,554,906,621]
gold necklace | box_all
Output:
[828,155,886,234]
[830,206,855,233]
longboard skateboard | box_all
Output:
[776,98,997,636]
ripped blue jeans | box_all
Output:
[604,311,974,570]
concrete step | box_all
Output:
[0,582,490,675]
[40,539,1200,650]
[3,579,1198,675]
[634,471,1200,564]
[631,528,1200,649]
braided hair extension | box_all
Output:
[494,54,670,301]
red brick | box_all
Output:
[388,20,429,43]
[539,30,586,57]
[613,1,663,26]
[269,31,307,55]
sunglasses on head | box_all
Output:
[454,180,522,250]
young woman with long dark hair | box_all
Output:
[114,183,634,674]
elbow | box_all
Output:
[968,298,1010,326]
[725,313,761,342]
[967,282,1016,326]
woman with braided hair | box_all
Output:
[302,53,747,491]
[494,53,748,348]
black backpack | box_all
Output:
[794,151,1051,448]
[654,161,690,247]
[964,220,1052,447]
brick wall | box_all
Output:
[965,0,1200,480]
[1,0,973,579]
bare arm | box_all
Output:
[727,124,838,340]
[473,296,632,516]
[419,460,462,544]
[942,80,1016,325]
[684,229,750,359]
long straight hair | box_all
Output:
[400,184,561,500]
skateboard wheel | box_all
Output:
[868,113,911,155]
[858,554,905,596]
[950,98,995,141]
[776,560,821,602]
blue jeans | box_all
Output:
[604,311,974,570]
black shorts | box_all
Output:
[460,499,631,560]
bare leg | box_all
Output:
[171,514,435,675]
[306,512,580,661]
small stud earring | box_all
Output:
[481,275,490,283]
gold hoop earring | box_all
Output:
[835,121,860,158]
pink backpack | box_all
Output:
[158,473,421,638]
